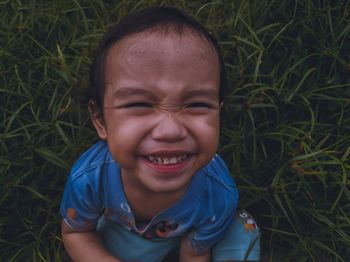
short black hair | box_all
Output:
[88,6,227,111]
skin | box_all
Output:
[62,31,220,262]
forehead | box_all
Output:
[128,30,214,54]
[103,31,221,104]
[105,30,219,73]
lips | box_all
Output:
[146,155,188,165]
[142,151,193,174]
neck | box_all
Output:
[121,173,187,220]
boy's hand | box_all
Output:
[179,236,210,262]
[61,220,121,262]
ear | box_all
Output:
[88,100,107,140]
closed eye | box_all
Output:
[186,102,213,108]
[123,102,154,108]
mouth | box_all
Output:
[145,154,189,165]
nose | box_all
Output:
[151,115,187,142]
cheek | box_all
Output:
[187,114,220,149]
[105,112,150,137]
[192,114,220,134]
[104,115,151,155]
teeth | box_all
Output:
[147,155,188,165]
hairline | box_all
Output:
[100,25,221,104]
[89,12,227,112]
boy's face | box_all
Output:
[92,32,221,196]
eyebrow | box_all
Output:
[181,88,219,100]
[111,87,157,99]
[110,86,219,100]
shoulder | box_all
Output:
[175,156,239,251]
[68,141,113,183]
[203,155,239,216]
[60,141,118,229]
[205,154,237,190]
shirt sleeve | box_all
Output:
[186,155,239,253]
[60,172,103,231]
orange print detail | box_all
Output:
[244,223,256,231]
[67,208,77,220]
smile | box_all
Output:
[146,155,188,165]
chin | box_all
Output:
[145,180,188,195]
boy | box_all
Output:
[60,6,260,262]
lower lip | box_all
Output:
[143,156,192,175]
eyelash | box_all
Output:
[124,102,154,108]
[186,103,212,109]
[120,102,213,110]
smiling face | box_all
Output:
[91,31,220,197]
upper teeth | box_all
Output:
[147,155,188,165]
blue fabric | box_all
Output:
[60,141,259,260]
[97,216,180,261]
[212,210,260,261]
[96,210,260,262]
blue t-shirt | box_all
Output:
[60,141,238,252]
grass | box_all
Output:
[1,0,349,261]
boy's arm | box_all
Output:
[61,221,121,262]
[179,236,210,262]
